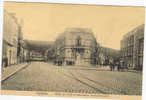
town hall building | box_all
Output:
[55,28,99,66]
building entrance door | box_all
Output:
[9,50,12,66]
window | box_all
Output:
[76,36,81,46]
[139,38,144,55]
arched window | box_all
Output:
[76,36,81,46]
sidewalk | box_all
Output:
[127,70,142,74]
[63,65,111,71]
[62,65,142,73]
[1,62,30,82]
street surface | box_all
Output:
[2,62,142,95]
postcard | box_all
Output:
[1,2,145,100]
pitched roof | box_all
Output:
[56,27,96,41]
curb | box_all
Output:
[1,63,31,83]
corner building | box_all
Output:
[55,28,98,66]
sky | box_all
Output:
[4,2,145,50]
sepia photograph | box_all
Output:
[1,1,145,99]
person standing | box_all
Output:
[109,58,114,71]
[117,60,121,71]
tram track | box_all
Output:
[58,68,110,94]
[74,70,128,95]
[59,68,129,95]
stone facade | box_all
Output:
[2,10,30,68]
[2,11,19,67]
[55,28,98,66]
[120,24,144,70]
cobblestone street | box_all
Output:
[2,62,142,95]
